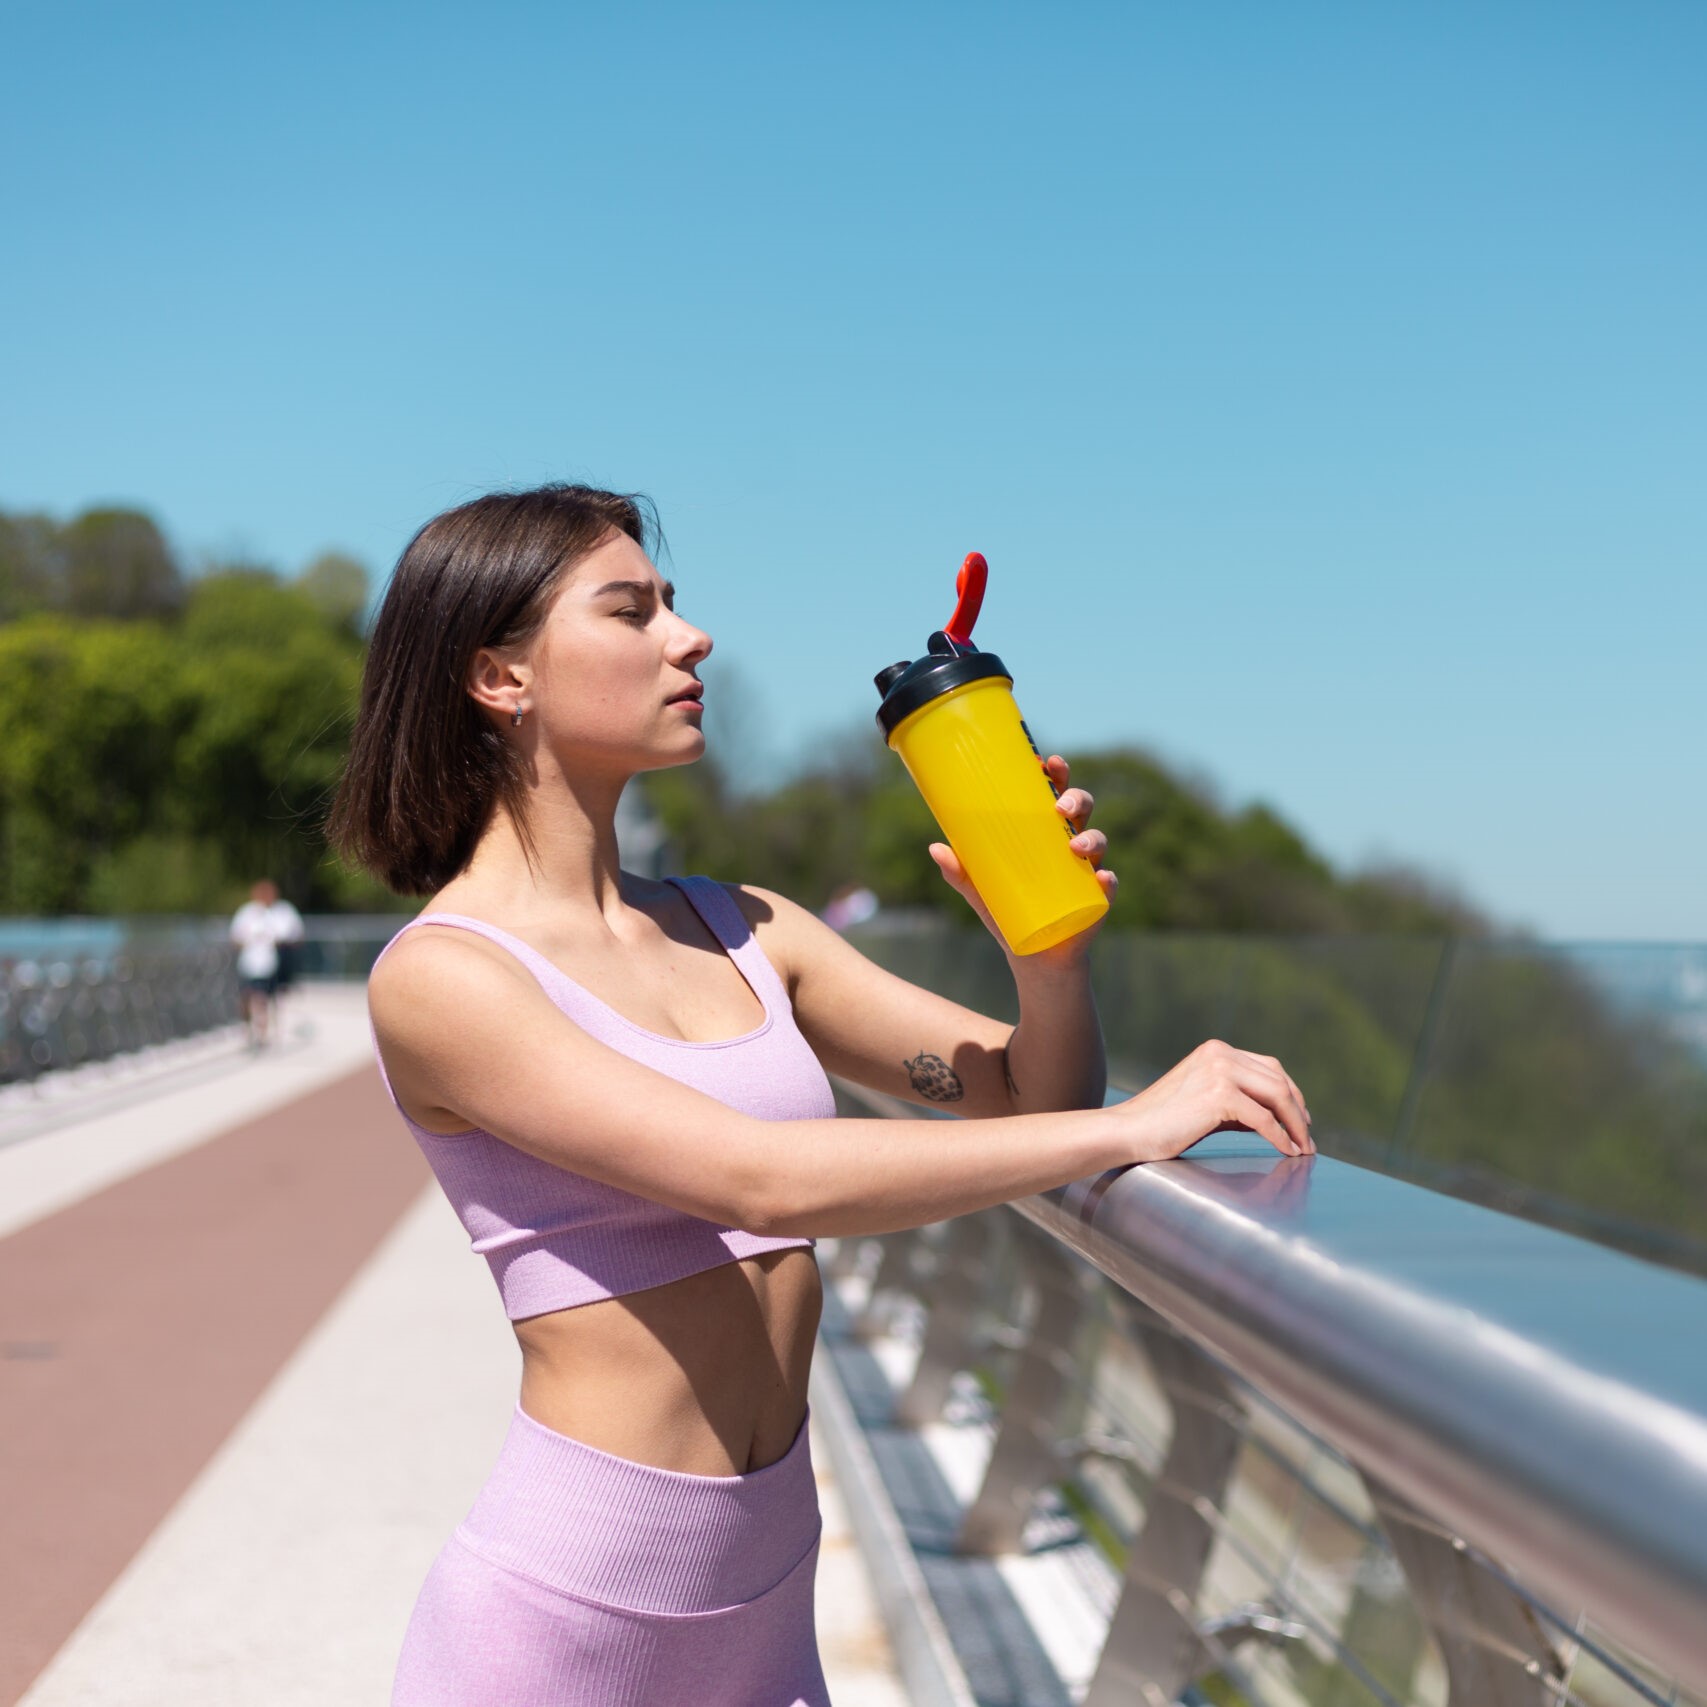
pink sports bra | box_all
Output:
[369,876,835,1319]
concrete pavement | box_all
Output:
[1,985,908,1706]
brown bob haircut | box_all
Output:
[329,482,653,896]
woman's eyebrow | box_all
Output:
[590,578,676,606]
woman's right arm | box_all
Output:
[369,931,1312,1241]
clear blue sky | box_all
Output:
[4,1,1702,938]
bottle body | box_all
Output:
[887,677,1109,955]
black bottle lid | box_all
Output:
[874,632,1011,739]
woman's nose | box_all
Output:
[670,613,713,664]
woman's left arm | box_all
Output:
[996,947,1107,1116]
[742,755,1113,1119]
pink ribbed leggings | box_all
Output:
[392,1405,828,1706]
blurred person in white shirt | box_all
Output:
[229,878,305,1048]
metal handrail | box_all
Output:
[1017,1132,1707,1696]
[833,1078,1707,1707]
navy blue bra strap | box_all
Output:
[667,876,792,1010]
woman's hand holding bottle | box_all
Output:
[927,753,1114,967]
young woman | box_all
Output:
[331,484,1312,1707]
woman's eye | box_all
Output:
[618,608,645,622]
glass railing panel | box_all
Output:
[845,916,1015,1021]
[1222,1632,1403,1707]
[1398,941,1707,1271]
[1323,1545,1442,1707]
[1088,933,1249,1083]
[0,946,239,1084]
[1563,1619,1704,1707]
[822,1193,1707,1707]
[1086,1315,1170,1450]
[1210,937,1446,1155]
[1061,1309,1167,1554]
[848,924,1707,1274]
[826,997,1707,1706]
[1273,1471,1382,1649]
[1215,1437,1306,1582]
[1049,1319,1449,1707]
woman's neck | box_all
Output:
[447,772,638,926]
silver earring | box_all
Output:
[511,705,525,727]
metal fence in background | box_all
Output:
[288,915,409,980]
[0,948,239,1084]
[0,916,405,1086]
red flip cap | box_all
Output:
[944,551,987,647]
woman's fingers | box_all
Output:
[1283,1067,1312,1129]
[1129,1039,1314,1162]
[928,841,969,892]
[1285,1073,1312,1138]
[1057,789,1095,828]
[1044,757,1096,832]
[1067,827,1107,864]
[1233,1058,1313,1154]
[1239,1050,1315,1145]
[1127,1040,1313,1163]
[928,843,999,933]
[1229,1091,1304,1158]
[1043,757,1108,882]
[1242,1049,1312,1125]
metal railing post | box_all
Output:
[1367,1476,1564,1707]
[854,1227,925,1340]
[1083,1317,1245,1707]
[957,1225,1085,1555]
[895,1215,997,1429]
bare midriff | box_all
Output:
[512,1247,822,1476]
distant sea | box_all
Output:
[1555,942,1707,1063]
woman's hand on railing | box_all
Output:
[1116,1040,1315,1160]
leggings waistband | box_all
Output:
[457,1405,820,1616]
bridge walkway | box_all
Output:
[0,985,907,1707]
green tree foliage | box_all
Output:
[0,503,183,621]
[0,512,61,621]
[0,506,379,913]
[643,737,1478,936]
[58,508,184,619]
[0,617,194,911]
[298,551,371,637]
[173,570,367,904]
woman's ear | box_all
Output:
[467,647,531,726]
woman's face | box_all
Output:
[521,529,713,774]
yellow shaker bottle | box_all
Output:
[874,553,1109,955]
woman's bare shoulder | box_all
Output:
[368,921,541,1044]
